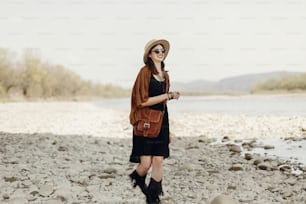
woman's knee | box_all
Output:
[152,156,163,168]
[140,156,152,171]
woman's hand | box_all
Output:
[172,91,180,100]
[168,91,180,100]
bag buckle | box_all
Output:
[143,122,150,129]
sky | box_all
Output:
[1,0,306,88]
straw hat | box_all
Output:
[143,39,170,63]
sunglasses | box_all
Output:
[151,49,166,54]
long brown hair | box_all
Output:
[145,44,165,74]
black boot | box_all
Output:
[146,178,164,204]
[129,170,148,196]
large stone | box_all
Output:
[3,193,10,200]
[180,163,194,171]
[222,136,230,142]
[27,194,38,202]
[21,180,32,188]
[58,146,68,151]
[54,187,71,201]
[210,194,239,204]
[253,159,263,166]
[98,174,116,179]
[103,167,117,174]
[227,144,242,153]
[227,184,237,190]
[258,162,272,171]
[282,190,293,198]
[229,164,244,171]
[39,185,54,197]
[244,153,253,160]
[279,165,291,172]
[285,177,297,185]
[4,176,18,183]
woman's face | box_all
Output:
[149,44,165,63]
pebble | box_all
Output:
[103,167,117,174]
[253,159,263,166]
[3,194,10,200]
[258,162,272,171]
[57,146,68,151]
[263,145,275,150]
[282,190,293,198]
[4,177,18,183]
[279,165,292,172]
[226,144,242,153]
[221,136,230,142]
[244,153,253,160]
[229,164,244,171]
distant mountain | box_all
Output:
[171,71,305,93]
[172,79,215,92]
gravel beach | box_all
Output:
[0,102,305,203]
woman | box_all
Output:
[129,39,180,204]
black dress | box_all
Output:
[129,75,170,163]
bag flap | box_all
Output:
[139,108,162,123]
[147,109,162,123]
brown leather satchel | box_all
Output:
[134,108,164,138]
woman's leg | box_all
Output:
[137,156,152,176]
[147,156,164,203]
[151,156,163,181]
[130,156,152,197]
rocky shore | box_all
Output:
[0,102,305,203]
[1,132,305,204]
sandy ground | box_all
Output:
[0,102,306,204]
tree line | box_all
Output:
[0,48,129,100]
[252,73,306,93]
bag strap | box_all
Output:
[162,71,169,112]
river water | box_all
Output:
[95,94,306,166]
[95,94,306,116]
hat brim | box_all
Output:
[143,39,170,63]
